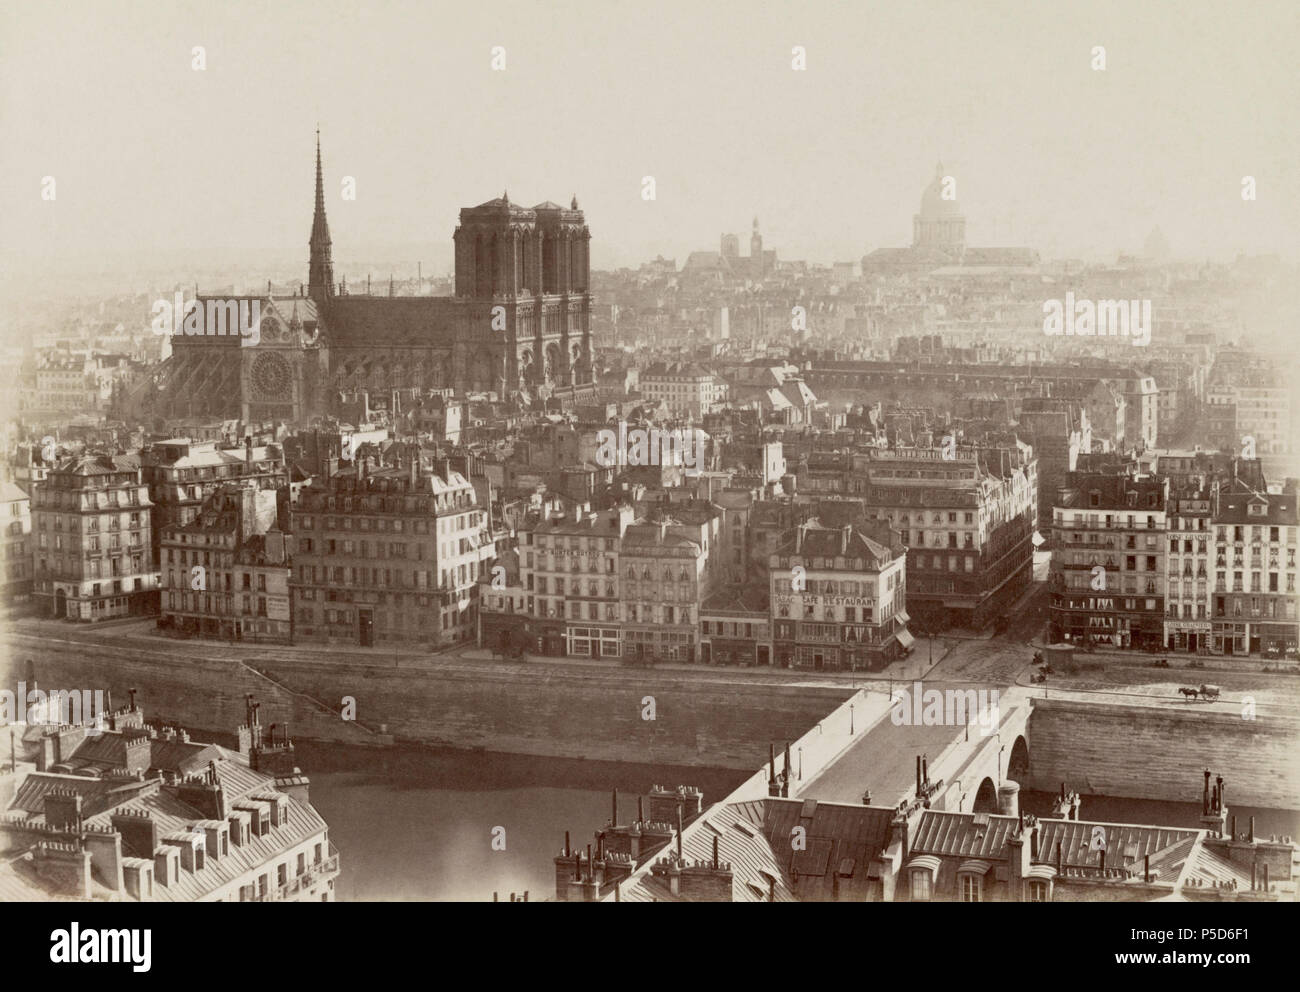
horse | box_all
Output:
[1178,686,1200,700]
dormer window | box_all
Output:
[959,872,982,902]
[911,870,932,901]
[1028,879,1050,902]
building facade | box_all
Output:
[1164,484,1214,652]
[620,521,706,663]
[32,454,158,620]
[797,444,1036,630]
[1,479,33,608]
[517,505,635,658]
[160,482,292,642]
[290,459,495,648]
[142,437,287,565]
[1049,473,1168,650]
[639,362,728,420]
[1211,482,1298,657]
[769,519,909,671]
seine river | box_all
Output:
[291,741,746,901]
[290,742,1300,901]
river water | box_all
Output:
[291,741,746,901]
[289,743,1299,901]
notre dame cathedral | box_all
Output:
[145,133,594,423]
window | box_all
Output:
[1028,880,1050,902]
[959,873,982,902]
[911,870,931,901]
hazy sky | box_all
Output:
[2,0,1297,299]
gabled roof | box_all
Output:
[622,798,895,902]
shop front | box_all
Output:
[567,625,621,658]
[1211,622,1248,656]
[1164,620,1212,653]
[1257,622,1299,658]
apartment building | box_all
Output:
[699,584,772,666]
[1,478,33,607]
[620,520,707,663]
[31,453,158,620]
[639,362,728,420]
[1208,350,1293,456]
[797,443,1036,630]
[517,504,636,658]
[142,436,287,564]
[1164,483,1214,652]
[18,356,96,419]
[1048,473,1168,650]
[1211,482,1298,657]
[290,458,495,648]
[160,482,292,642]
[769,518,909,671]
[0,698,339,902]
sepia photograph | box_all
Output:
[1,0,1297,974]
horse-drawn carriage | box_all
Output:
[1178,684,1220,702]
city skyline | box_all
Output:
[2,0,1298,308]
[2,0,1299,925]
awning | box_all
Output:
[896,610,910,623]
[896,629,916,649]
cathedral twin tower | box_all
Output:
[153,134,594,424]
[307,133,595,401]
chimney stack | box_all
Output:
[612,789,618,826]
[915,755,922,796]
[676,806,683,859]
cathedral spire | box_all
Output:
[308,128,334,305]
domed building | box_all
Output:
[913,161,966,253]
[862,161,1039,279]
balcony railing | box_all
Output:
[277,850,341,900]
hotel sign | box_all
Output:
[1165,621,1212,632]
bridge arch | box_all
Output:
[972,776,998,813]
[1006,734,1029,785]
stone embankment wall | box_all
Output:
[1027,698,1300,810]
[2,641,853,770]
